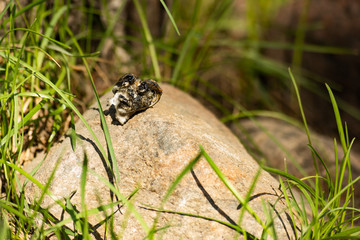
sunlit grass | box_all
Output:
[264,70,360,239]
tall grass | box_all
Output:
[263,73,360,239]
[1,0,360,239]
[0,0,123,238]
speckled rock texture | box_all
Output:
[22,84,297,239]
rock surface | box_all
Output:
[23,84,297,239]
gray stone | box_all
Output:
[23,84,297,239]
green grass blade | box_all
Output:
[288,68,312,145]
[171,30,196,85]
[14,0,47,18]
[278,177,299,239]
[263,165,316,199]
[47,44,100,57]
[238,166,262,226]
[133,0,161,80]
[43,200,123,236]
[318,176,360,220]
[260,200,277,240]
[221,110,304,129]
[0,200,29,222]
[1,99,46,147]
[323,226,360,239]
[87,168,150,233]
[0,210,9,239]
[80,152,89,239]
[337,138,354,196]
[37,5,68,68]
[25,157,62,234]
[291,0,310,68]
[307,144,333,190]
[199,145,267,230]
[0,159,65,209]
[65,194,83,236]
[160,0,180,36]
[0,1,10,21]
[148,152,202,238]
[143,207,258,239]
[289,67,322,183]
[0,28,71,49]
[66,27,121,191]
[325,83,347,153]
[163,152,201,204]
[95,0,126,53]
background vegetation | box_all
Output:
[1,0,359,239]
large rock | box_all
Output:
[23,84,297,239]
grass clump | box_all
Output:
[0,1,120,238]
[263,70,360,239]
